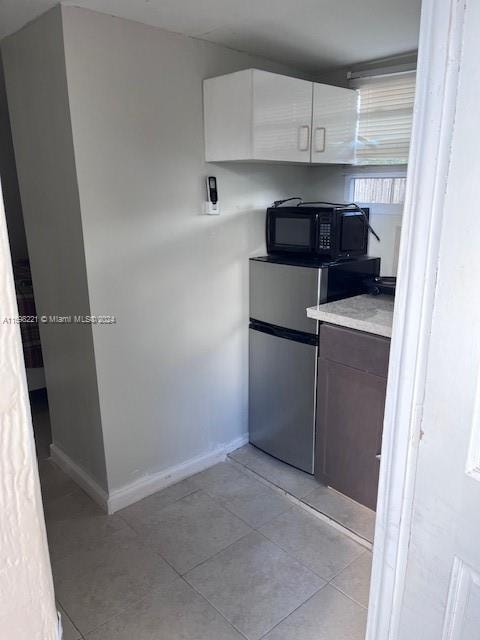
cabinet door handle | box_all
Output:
[314,127,326,153]
[298,125,310,152]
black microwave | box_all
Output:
[266,205,369,260]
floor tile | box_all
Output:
[331,551,372,608]
[45,487,130,562]
[191,461,291,528]
[185,531,325,640]
[85,576,244,640]
[303,485,376,542]
[262,585,367,640]
[51,528,178,636]
[229,445,319,498]
[38,460,79,504]
[259,506,364,581]
[127,490,252,574]
[119,477,198,528]
[57,603,82,640]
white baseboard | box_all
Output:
[50,443,108,511]
[224,433,249,454]
[107,433,249,514]
[50,434,249,515]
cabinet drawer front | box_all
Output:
[320,323,390,377]
[316,359,386,510]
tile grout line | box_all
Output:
[49,454,370,637]
[176,505,328,637]
[254,527,363,585]
[54,522,248,639]
[56,482,252,639]
[328,582,369,610]
[184,558,325,640]
[256,581,330,640]
[179,575,251,640]
[119,488,255,577]
[227,456,372,550]
[173,461,368,586]
[327,547,370,582]
[51,508,190,637]
[65,588,167,638]
[56,599,85,640]
[325,548,371,609]
[113,487,202,533]
[175,481,326,583]
[181,526,255,577]
[256,578,369,640]
[196,484,290,532]
[320,483,376,515]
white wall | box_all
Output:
[4,4,403,497]
[0,52,28,263]
[59,6,315,492]
[310,164,404,276]
[2,7,108,490]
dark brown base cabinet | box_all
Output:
[315,323,391,511]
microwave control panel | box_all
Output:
[319,222,331,249]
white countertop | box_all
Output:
[307,294,395,338]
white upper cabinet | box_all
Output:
[203,70,253,162]
[252,70,313,163]
[203,69,358,165]
[311,83,358,164]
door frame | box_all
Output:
[0,178,60,637]
[366,0,467,637]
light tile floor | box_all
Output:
[229,444,376,543]
[40,458,371,640]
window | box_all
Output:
[351,71,416,165]
[345,171,407,216]
[351,176,406,204]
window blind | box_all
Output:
[352,176,407,204]
[351,71,416,165]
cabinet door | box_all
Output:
[311,83,357,164]
[252,70,313,163]
[316,358,386,510]
[204,70,253,161]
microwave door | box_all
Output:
[267,209,317,254]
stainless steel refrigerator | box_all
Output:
[248,255,380,474]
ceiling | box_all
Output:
[0,0,421,72]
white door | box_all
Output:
[311,83,357,164]
[395,0,480,637]
[252,70,313,163]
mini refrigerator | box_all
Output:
[248,255,380,474]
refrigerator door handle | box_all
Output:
[249,320,318,346]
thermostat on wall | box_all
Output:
[204,176,220,214]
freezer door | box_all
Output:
[250,259,325,334]
[249,326,317,473]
